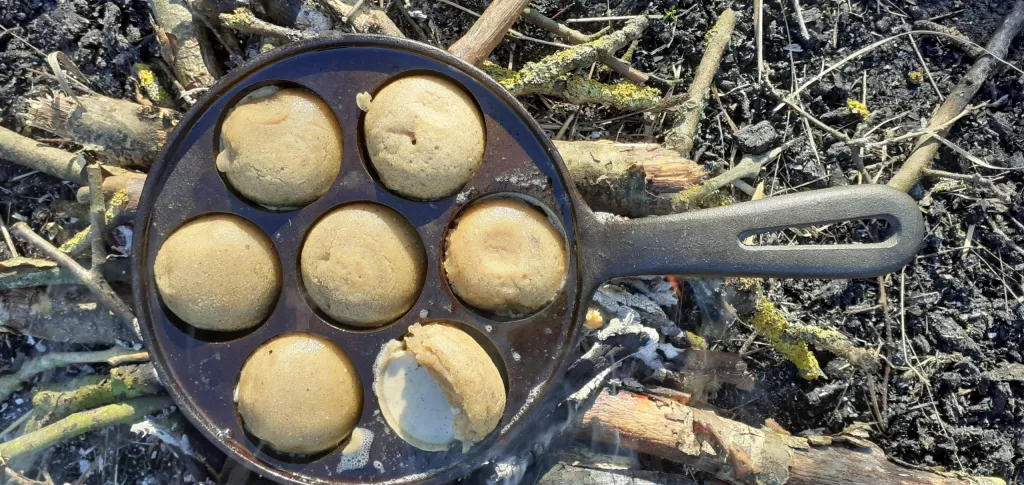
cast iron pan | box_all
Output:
[132,35,925,485]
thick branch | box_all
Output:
[0,397,173,463]
[33,363,162,422]
[314,0,404,36]
[0,126,87,185]
[663,9,736,157]
[888,0,1024,192]
[0,347,142,403]
[555,140,704,216]
[582,390,1005,485]
[147,0,216,90]
[24,94,178,168]
[0,257,130,289]
[448,0,531,65]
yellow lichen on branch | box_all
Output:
[751,298,823,380]
[482,62,660,111]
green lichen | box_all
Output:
[751,298,823,380]
[684,331,708,350]
[907,71,924,85]
[133,64,173,108]
[846,98,870,119]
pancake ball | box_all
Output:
[363,75,485,200]
[236,334,362,455]
[301,203,426,327]
[374,323,505,452]
[154,214,280,331]
[217,86,342,208]
[444,198,566,316]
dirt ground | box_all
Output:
[1,0,1023,483]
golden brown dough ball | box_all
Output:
[444,198,566,316]
[363,75,485,200]
[235,334,362,455]
[300,203,426,327]
[154,214,280,331]
[217,86,342,208]
[373,323,505,452]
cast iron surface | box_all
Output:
[133,35,925,485]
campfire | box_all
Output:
[0,0,1021,484]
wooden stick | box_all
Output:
[555,140,704,216]
[0,348,141,403]
[521,8,648,84]
[9,222,140,341]
[148,0,216,90]
[582,390,1006,485]
[314,0,404,36]
[219,8,315,42]
[0,256,131,289]
[0,397,173,464]
[24,94,178,168]
[33,364,161,422]
[663,9,736,157]
[888,0,1024,192]
[0,126,86,185]
[75,172,145,215]
[448,0,531,65]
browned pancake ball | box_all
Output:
[300,203,426,327]
[154,214,280,331]
[236,334,362,455]
[444,198,566,316]
[374,323,505,452]
[217,86,342,208]
[363,75,485,200]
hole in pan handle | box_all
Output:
[580,184,925,284]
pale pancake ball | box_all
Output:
[373,323,505,452]
[444,198,566,316]
[154,214,280,331]
[217,86,342,208]
[301,203,426,327]
[236,334,362,455]
[364,75,485,200]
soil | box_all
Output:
[2,0,1024,483]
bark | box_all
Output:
[23,95,178,168]
[888,0,1024,192]
[0,286,135,345]
[448,0,531,66]
[555,140,704,216]
[148,0,217,90]
[0,126,87,185]
[581,390,1005,485]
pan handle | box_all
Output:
[580,184,924,284]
